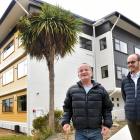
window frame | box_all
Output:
[17,59,27,79]
[17,95,27,112]
[100,37,107,50]
[2,68,14,85]
[116,66,128,80]
[2,98,14,112]
[79,36,92,51]
[3,40,14,60]
[101,65,109,79]
[114,39,128,54]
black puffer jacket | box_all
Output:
[121,73,140,122]
[61,81,113,130]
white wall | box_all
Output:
[111,92,125,120]
[0,121,27,133]
[95,31,116,91]
[27,33,94,134]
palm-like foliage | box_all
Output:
[18,3,82,132]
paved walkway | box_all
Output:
[0,125,132,140]
[109,125,132,140]
[48,125,132,140]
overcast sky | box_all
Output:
[0,0,140,25]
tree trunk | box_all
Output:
[46,53,55,133]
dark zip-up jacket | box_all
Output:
[121,72,140,122]
[61,80,113,130]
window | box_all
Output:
[101,65,108,78]
[2,68,14,85]
[117,98,119,101]
[112,98,114,101]
[17,95,27,112]
[2,98,13,112]
[3,41,14,59]
[114,39,127,54]
[79,37,92,51]
[135,47,140,55]
[100,37,107,50]
[117,103,119,107]
[116,66,128,79]
[17,60,27,78]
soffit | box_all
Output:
[0,0,29,43]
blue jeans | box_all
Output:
[75,128,103,140]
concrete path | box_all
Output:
[109,125,132,140]
[48,125,132,140]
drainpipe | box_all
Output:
[92,25,97,81]
[111,14,120,31]
[110,14,120,94]
[15,0,29,15]
[92,19,105,81]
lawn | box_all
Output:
[0,135,32,140]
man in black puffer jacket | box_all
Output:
[121,54,140,140]
[61,63,113,140]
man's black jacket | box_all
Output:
[121,72,140,122]
[61,81,113,130]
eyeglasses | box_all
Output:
[127,60,137,65]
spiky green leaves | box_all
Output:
[18,3,82,60]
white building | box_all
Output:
[1,0,140,135]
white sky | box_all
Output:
[0,0,140,25]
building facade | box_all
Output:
[0,0,140,135]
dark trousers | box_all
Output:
[127,121,140,140]
[75,128,103,140]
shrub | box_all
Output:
[32,109,63,140]
[32,116,48,132]
[54,109,63,132]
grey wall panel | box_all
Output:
[113,26,140,87]
[95,21,112,37]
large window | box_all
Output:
[2,68,14,85]
[79,37,92,51]
[17,95,27,112]
[100,37,107,50]
[116,66,128,79]
[101,65,108,78]
[2,98,13,112]
[114,39,127,54]
[17,60,27,78]
[3,41,14,59]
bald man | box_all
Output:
[61,63,113,140]
[121,54,140,140]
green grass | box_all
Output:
[0,135,32,140]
